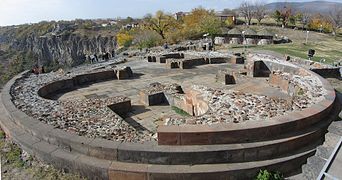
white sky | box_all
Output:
[0,0,341,26]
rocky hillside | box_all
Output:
[0,20,119,67]
[264,1,342,14]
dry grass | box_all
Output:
[223,26,342,64]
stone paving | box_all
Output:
[10,51,328,143]
[56,59,289,130]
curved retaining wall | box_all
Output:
[157,60,336,145]
[0,57,338,179]
[38,70,116,99]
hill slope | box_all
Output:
[265,1,342,14]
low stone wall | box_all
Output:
[229,55,245,64]
[216,70,237,85]
[0,62,338,179]
[139,91,167,106]
[166,57,229,69]
[157,60,336,145]
[311,68,341,79]
[148,53,184,64]
[38,68,132,99]
[107,100,132,116]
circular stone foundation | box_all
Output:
[0,52,338,179]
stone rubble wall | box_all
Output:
[0,54,339,179]
[157,54,336,145]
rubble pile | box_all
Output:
[167,85,293,125]
[144,82,183,95]
[10,60,154,142]
[272,70,325,109]
[167,72,325,125]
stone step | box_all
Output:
[302,156,327,180]
[116,121,325,165]
[328,121,342,136]
[0,92,333,165]
[300,101,342,180]
[315,132,341,159]
[0,97,317,179]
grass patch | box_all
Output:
[0,128,85,179]
[171,106,191,117]
[226,26,342,65]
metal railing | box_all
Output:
[317,136,342,180]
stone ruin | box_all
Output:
[147,52,244,69]
[0,51,338,180]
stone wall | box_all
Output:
[157,59,336,145]
[0,62,338,179]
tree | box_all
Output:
[132,29,162,49]
[329,6,342,35]
[308,14,333,33]
[295,11,311,30]
[143,11,177,39]
[199,15,222,39]
[116,31,133,47]
[273,10,282,26]
[182,7,214,39]
[254,2,266,25]
[280,5,292,27]
[239,1,254,25]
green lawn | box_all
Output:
[223,26,342,64]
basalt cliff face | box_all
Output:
[0,22,118,67]
[10,33,116,66]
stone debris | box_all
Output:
[167,66,325,125]
[9,51,327,137]
[144,82,183,95]
[166,85,293,125]
[10,59,155,143]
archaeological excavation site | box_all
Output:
[0,48,340,179]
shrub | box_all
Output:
[133,29,162,49]
[116,31,133,47]
[256,170,284,180]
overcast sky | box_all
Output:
[0,0,340,26]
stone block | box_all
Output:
[49,129,93,154]
[88,138,120,160]
[74,155,111,180]
[157,127,181,145]
[209,57,227,64]
[107,100,132,116]
[180,60,193,69]
[230,56,245,64]
[50,149,79,173]
[156,56,167,63]
[139,91,168,106]
[116,67,133,80]
[108,162,148,180]
[216,70,237,85]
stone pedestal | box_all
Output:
[116,67,133,80]
[107,100,132,116]
[230,56,245,64]
[140,91,168,106]
[216,70,237,85]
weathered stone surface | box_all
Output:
[216,70,237,85]
[116,66,133,80]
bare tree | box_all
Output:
[254,2,266,25]
[329,6,342,35]
[280,5,292,27]
[239,1,254,25]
